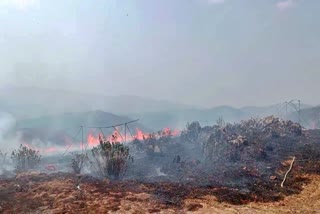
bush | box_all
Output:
[11,144,41,172]
[71,153,88,174]
[91,137,133,180]
[181,121,202,143]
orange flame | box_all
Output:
[21,127,181,154]
[86,128,180,147]
[88,133,100,146]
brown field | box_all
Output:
[0,171,319,213]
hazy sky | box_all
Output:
[0,0,319,107]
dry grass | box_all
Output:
[186,174,320,213]
[1,172,320,213]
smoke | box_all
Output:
[0,112,18,175]
[0,0,39,11]
[276,0,294,10]
[0,112,18,151]
[0,112,15,133]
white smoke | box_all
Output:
[0,112,17,174]
[0,112,15,132]
[0,112,17,150]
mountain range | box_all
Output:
[0,87,191,119]
[0,87,317,131]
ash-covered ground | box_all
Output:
[1,116,320,213]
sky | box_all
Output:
[0,0,319,107]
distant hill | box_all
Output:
[132,106,249,130]
[0,87,191,119]
[1,86,315,131]
[132,104,313,130]
[18,110,147,132]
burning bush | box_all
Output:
[91,137,133,180]
[11,144,41,172]
[71,153,88,174]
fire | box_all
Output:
[161,127,180,137]
[135,129,147,140]
[44,147,58,153]
[88,133,100,146]
[86,128,180,147]
[20,127,181,154]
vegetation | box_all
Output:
[216,116,225,127]
[181,121,202,144]
[71,153,88,174]
[91,136,133,180]
[11,144,41,172]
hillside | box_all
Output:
[0,87,190,119]
[1,87,315,130]
[131,106,246,130]
[131,104,312,130]
[18,110,144,130]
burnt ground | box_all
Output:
[1,119,320,213]
[0,158,319,213]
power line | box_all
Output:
[261,103,284,118]
[82,119,139,145]
[83,119,139,129]
[285,99,301,123]
[126,124,134,139]
[18,119,140,158]
[61,127,82,157]
[99,128,106,138]
[112,126,125,143]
